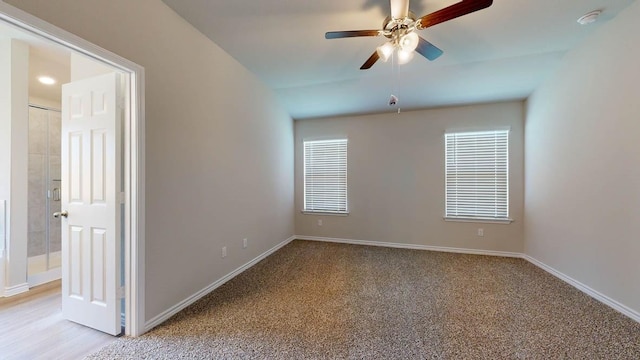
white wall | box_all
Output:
[0,38,29,294]
[5,0,294,321]
[295,101,525,253]
[28,96,60,109]
[525,1,640,315]
[70,52,112,81]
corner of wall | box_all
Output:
[523,0,640,316]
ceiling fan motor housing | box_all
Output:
[382,12,418,39]
[324,0,494,69]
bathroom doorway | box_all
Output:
[0,1,145,336]
[27,105,62,287]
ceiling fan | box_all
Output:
[325,0,493,69]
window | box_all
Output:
[304,139,348,214]
[445,130,509,222]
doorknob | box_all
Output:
[53,211,68,219]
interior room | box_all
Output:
[0,0,638,358]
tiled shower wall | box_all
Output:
[27,106,61,259]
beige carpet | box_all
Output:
[87,240,640,359]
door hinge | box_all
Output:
[119,192,126,204]
[117,286,125,299]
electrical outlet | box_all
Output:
[222,246,227,258]
[243,238,248,249]
[477,228,484,237]
[317,219,323,226]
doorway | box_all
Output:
[27,104,62,288]
[0,3,145,336]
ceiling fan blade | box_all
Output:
[325,30,381,39]
[418,0,493,29]
[415,37,443,61]
[360,51,380,70]
[390,0,410,19]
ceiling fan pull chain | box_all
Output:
[388,52,399,108]
[394,52,400,109]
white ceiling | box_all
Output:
[0,20,70,104]
[162,0,635,119]
[28,46,70,103]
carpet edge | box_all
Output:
[143,235,639,336]
[144,235,296,333]
[295,235,522,258]
[297,235,640,324]
[523,254,640,323]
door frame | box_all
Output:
[0,2,145,336]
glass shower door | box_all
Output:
[27,106,62,286]
[47,110,62,271]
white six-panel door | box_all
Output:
[60,72,122,335]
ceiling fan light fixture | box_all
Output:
[325,0,494,70]
[400,32,419,52]
[377,42,395,62]
[397,49,414,65]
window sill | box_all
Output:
[302,211,349,216]
[444,217,513,224]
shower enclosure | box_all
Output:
[27,105,62,287]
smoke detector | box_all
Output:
[577,10,602,25]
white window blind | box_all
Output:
[445,130,509,221]
[304,139,348,213]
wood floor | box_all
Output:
[0,280,116,360]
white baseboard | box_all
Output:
[295,235,523,258]
[144,235,296,332]
[523,255,640,323]
[4,282,29,297]
[298,235,639,324]
[142,234,639,332]
[27,267,61,288]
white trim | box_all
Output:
[297,236,640,324]
[4,282,29,297]
[137,234,638,331]
[27,267,61,288]
[144,236,296,332]
[124,53,146,338]
[0,2,145,336]
[0,200,5,297]
[444,217,513,224]
[523,255,640,323]
[301,211,349,216]
[295,235,522,258]
[27,251,62,287]
[444,126,512,134]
